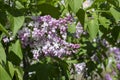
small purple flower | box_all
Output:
[112,71,116,75]
[32,50,40,60]
[3,37,9,43]
[110,47,120,55]
[69,44,80,49]
[117,63,120,70]
[74,63,86,74]
[73,44,80,49]
[114,48,120,55]
[101,39,109,47]
[105,74,112,80]
[75,22,83,38]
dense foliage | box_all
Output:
[0,0,120,80]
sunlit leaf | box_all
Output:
[99,16,110,29]
[8,14,25,37]
[14,67,23,80]
[68,0,83,13]
[68,23,76,33]
[0,65,11,80]
[87,19,99,40]
[13,16,24,36]
[9,40,23,60]
[110,7,120,23]
[15,1,24,9]
[0,43,6,63]
[8,61,15,78]
[0,23,9,36]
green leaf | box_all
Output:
[15,1,24,9]
[18,0,27,3]
[99,16,110,29]
[68,23,76,33]
[110,7,120,23]
[8,61,15,78]
[76,9,85,27]
[0,43,6,63]
[87,19,99,40]
[37,3,61,18]
[107,0,119,7]
[111,26,120,41]
[0,23,9,36]
[38,0,46,5]
[9,15,25,37]
[119,0,120,6]
[68,0,83,13]
[66,60,78,64]
[0,10,7,26]
[13,16,24,36]
[118,33,120,40]
[9,40,23,60]
[14,67,23,80]
[0,65,11,80]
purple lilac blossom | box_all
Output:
[108,46,120,76]
[3,37,10,43]
[75,22,83,38]
[105,74,112,80]
[101,39,110,47]
[117,63,120,70]
[18,15,81,59]
[110,47,120,55]
[74,63,86,74]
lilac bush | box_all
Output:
[18,15,81,59]
[1,0,120,80]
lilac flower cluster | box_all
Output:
[109,47,120,70]
[74,62,86,74]
[74,22,83,38]
[18,15,81,59]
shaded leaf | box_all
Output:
[76,9,85,27]
[111,26,120,41]
[107,0,119,7]
[37,3,61,18]
[0,10,7,26]
[18,0,27,3]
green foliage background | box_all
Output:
[0,0,120,80]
